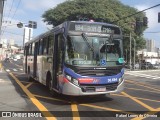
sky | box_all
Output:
[1,0,160,47]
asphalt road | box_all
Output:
[1,60,160,120]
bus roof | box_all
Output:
[70,21,119,28]
[25,21,120,45]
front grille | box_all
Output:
[65,63,123,76]
[81,82,118,92]
[77,69,120,76]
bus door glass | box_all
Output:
[53,31,64,89]
[24,46,29,73]
[33,42,39,77]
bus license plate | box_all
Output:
[96,87,106,92]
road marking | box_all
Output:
[13,69,18,71]
[34,94,81,119]
[0,62,2,71]
[34,94,71,103]
[126,80,160,89]
[71,102,80,120]
[126,80,160,92]
[80,103,135,115]
[10,61,22,68]
[122,92,155,111]
[9,73,56,120]
[0,78,10,83]
[112,93,160,103]
[6,69,10,72]
[125,87,160,94]
[25,82,33,88]
[125,72,160,79]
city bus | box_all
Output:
[24,21,125,96]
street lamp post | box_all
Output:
[17,21,37,48]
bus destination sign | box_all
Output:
[69,23,120,34]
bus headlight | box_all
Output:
[72,78,79,86]
[118,75,124,84]
[65,74,79,86]
[66,75,71,81]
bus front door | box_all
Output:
[53,33,64,90]
[33,42,38,78]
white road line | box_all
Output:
[13,69,18,71]
[125,72,160,79]
[6,69,10,72]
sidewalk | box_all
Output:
[0,66,45,120]
[0,69,30,111]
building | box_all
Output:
[9,39,14,46]
[23,27,33,46]
[146,39,155,52]
[137,50,159,64]
[0,38,22,60]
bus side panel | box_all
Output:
[42,55,52,85]
[29,56,34,76]
[36,55,43,84]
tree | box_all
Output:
[42,0,147,61]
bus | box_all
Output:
[24,21,125,96]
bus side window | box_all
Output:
[37,41,39,55]
[39,39,43,55]
[58,34,64,67]
[32,43,35,55]
[26,46,29,55]
[43,37,48,55]
[24,46,26,55]
[48,35,54,55]
[29,43,32,55]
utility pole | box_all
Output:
[0,0,5,71]
[129,32,132,70]
[132,37,136,70]
[0,0,5,37]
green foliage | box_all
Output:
[42,0,147,57]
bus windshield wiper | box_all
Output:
[81,33,94,52]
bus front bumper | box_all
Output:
[62,80,124,96]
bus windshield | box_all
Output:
[65,35,122,67]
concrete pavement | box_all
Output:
[0,70,28,110]
[0,69,39,119]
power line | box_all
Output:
[144,31,160,33]
[2,0,8,19]
[11,0,21,19]
[112,4,160,24]
[2,0,16,37]
[0,0,5,38]
[1,30,35,40]
[7,0,15,21]
[1,30,22,36]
